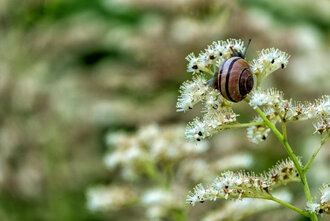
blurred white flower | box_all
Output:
[142,189,175,220]
[104,124,208,179]
[86,186,135,211]
[213,154,253,170]
[142,189,172,205]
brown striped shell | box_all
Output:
[217,57,254,102]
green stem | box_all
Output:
[304,136,329,173]
[282,121,287,142]
[269,196,310,217]
[144,160,165,186]
[165,163,174,188]
[228,121,266,129]
[171,208,187,221]
[280,122,317,221]
[244,98,318,221]
[201,68,215,76]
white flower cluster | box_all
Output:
[248,90,330,140]
[247,113,276,144]
[247,124,271,144]
[320,184,330,205]
[178,39,291,142]
[104,124,208,179]
[249,88,285,110]
[314,117,330,136]
[186,158,300,206]
[250,90,329,122]
[86,185,179,218]
[88,123,211,219]
[307,183,330,215]
[176,75,211,112]
[267,157,301,188]
[186,39,245,74]
[251,48,290,86]
[185,108,238,142]
[86,186,136,211]
[177,74,238,141]
[203,191,292,221]
[285,95,330,122]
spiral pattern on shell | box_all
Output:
[217,57,254,102]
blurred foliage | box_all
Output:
[0,0,329,220]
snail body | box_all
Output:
[209,39,254,102]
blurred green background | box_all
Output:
[0,0,329,220]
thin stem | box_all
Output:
[282,123,319,221]
[212,64,216,73]
[201,68,215,76]
[171,209,187,221]
[144,160,165,186]
[227,121,266,129]
[269,196,310,217]
[280,122,315,220]
[244,98,318,221]
[165,163,174,188]
[244,98,302,174]
[304,136,329,173]
[282,121,288,142]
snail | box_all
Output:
[209,39,254,102]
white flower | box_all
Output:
[212,39,244,62]
[105,132,128,147]
[186,158,300,206]
[306,183,330,215]
[86,186,135,211]
[213,154,253,170]
[104,124,209,180]
[185,108,238,142]
[285,95,329,122]
[186,184,211,205]
[225,39,245,53]
[104,151,123,169]
[247,123,271,144]
[246,110,279,144]
[306,202,320,213]
[185,118,209,142]
[204,108,238,129]
[249,88,286,109]
[186,171,272,206]
[186,191,200,206]
[186,52,210,74]
[320,183,330,204]
[250,48,290,86]
[186,53,200,73]
[142,189,172,205]
[316,95,330,116]
[176,75,210,112]
[267,158,301,187]
[313,118,329,135]
[137,124,159,142]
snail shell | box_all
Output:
[217,57,254,102]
